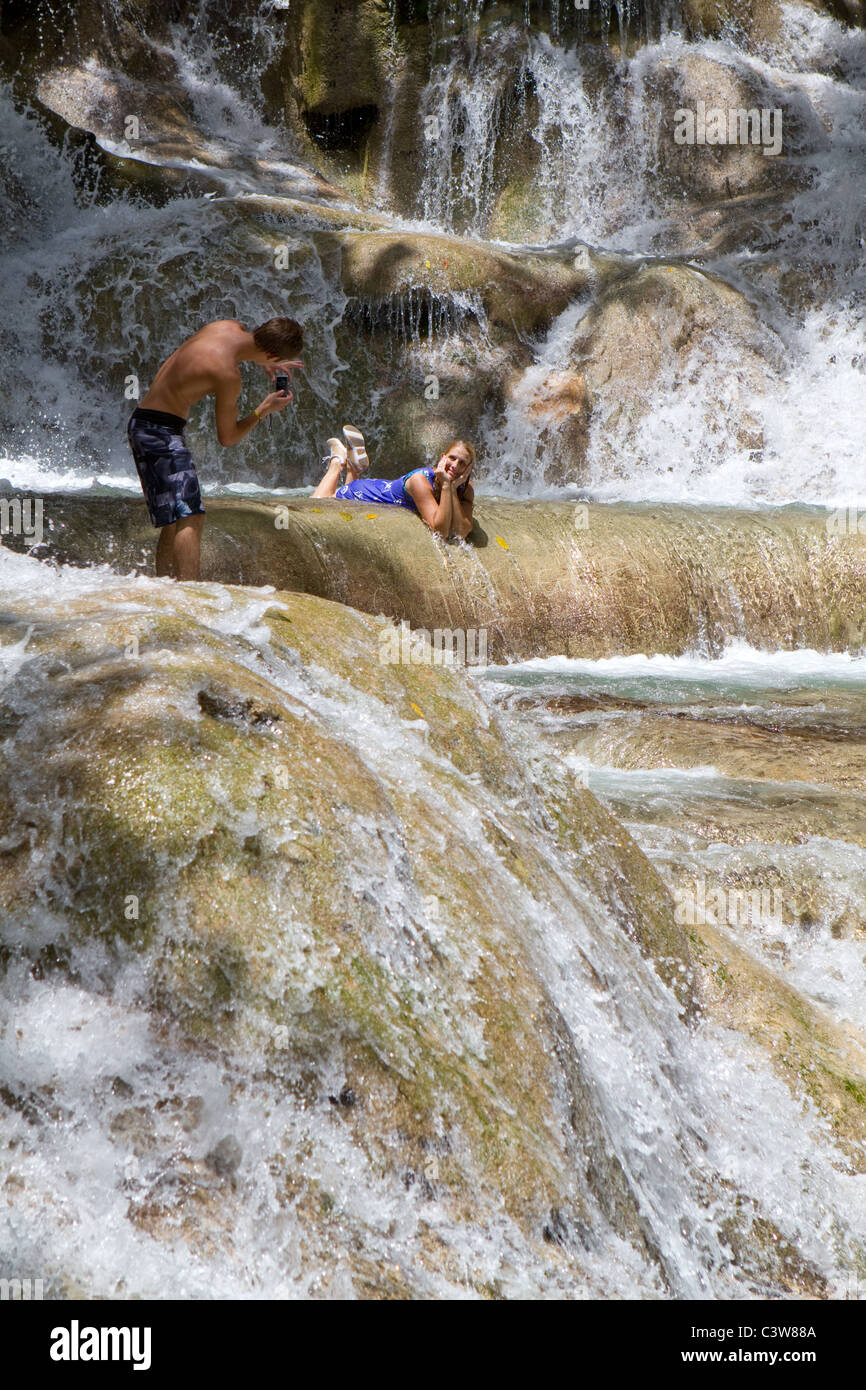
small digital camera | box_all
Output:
[275,374,290,396]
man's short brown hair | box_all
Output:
[252,317,304,358]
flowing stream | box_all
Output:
[0,0,863,498]
[2,548,866,1297]
[1,0,865,1299]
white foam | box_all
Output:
[481,641,866,687]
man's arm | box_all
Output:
[214,370,290,446]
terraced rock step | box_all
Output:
[22,495,866,660]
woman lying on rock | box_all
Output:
[312,427,475,540]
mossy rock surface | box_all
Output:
[688,920,866,1167]
[0,580,700,1283]
[27,497,866,662]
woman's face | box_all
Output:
[439,445,473,484]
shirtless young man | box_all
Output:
[127,317,303,580]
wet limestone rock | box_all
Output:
[323,227,588,471]
[34,58,339,204]
[522,262,781,485]
[290,0,393,118]
[688,920,866,1168]
[336,229,587,339]
[21,496,866,661]
[682,0,865,41]
[0,580,697,1287]
[639,50,824,262]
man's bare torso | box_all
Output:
[140,320,247,419]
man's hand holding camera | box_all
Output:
[258,358,303,416]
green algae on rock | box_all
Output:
[0,578,703,1292]
[27,496,866,662]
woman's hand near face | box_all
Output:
[442,446,473,485]
[454,465,473,492]
[448,470,474,538]
[412,445,475,538]
[433,457,454,488]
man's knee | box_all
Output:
[176,514,205,535]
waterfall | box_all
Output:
[2,545,865,1297]
[2,0,866,1305]
[0,2,862,499]
[0,85,348,489]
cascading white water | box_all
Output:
[2,544,865,1297]
[477,641,866,1293]
[412,5,866,503]
[3,0,866,1303]
[0,84,347,491]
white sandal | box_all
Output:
[325,437,348,467]
[343,425,370,474]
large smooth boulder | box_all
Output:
[683,0,865,40]
[635,49,827,263]
[517,262,782,485]
[0,575,694,1292]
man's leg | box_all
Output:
[156,522,176,577]
[172,515,205,581]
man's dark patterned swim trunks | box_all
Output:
[127,408,204,529]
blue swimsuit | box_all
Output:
[336,467,466,513]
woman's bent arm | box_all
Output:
[406,474,455,537]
